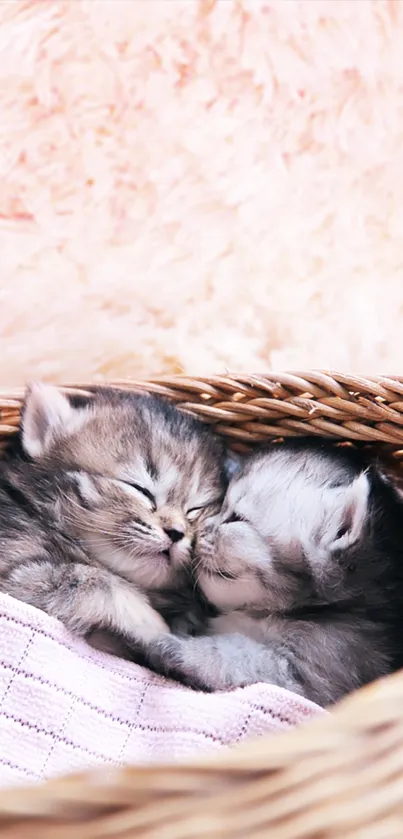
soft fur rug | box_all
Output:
[1,0,403,386]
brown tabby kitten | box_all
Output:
[0,384,225,653]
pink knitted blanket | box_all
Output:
[0,593,324,787]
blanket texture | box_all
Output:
[0,593,323,787]
[1,0,403,385]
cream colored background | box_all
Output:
[1,0,403,386]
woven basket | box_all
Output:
[1,371,403,839]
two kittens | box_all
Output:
[1,383,403,707]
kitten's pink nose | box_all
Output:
[164,527,184,543]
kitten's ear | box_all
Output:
[322,471,370,552]
[223,450,244,480]
[22,383,88,458]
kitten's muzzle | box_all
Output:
[164,527,185,544]
[156,529,186,566]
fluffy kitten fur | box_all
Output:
[0,384,225,651]
[144,440,403,706]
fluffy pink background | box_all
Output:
[1,0,403,385]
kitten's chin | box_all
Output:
[147,553,179,588]
[168,539,191,569]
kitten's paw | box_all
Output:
[124,601,170,645]
[145,636,213,692]
[137,608,170,643]
[109,582,171,644]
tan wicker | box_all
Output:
[1,371,403,838]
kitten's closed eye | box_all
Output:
[187,500,222,521]
[116,480,156,511]
[224,512,245,524]
[187,506,205,522]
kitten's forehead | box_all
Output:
[52,394,223,501]
[243,446,355,488]
[228,444,358,516]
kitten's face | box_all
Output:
[22,384,225,590]
[195,442,373,613]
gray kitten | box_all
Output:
[0,383,225,652]
[144,440,403,706]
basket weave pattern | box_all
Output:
[3,371,403,448]
[1,371,403,838]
